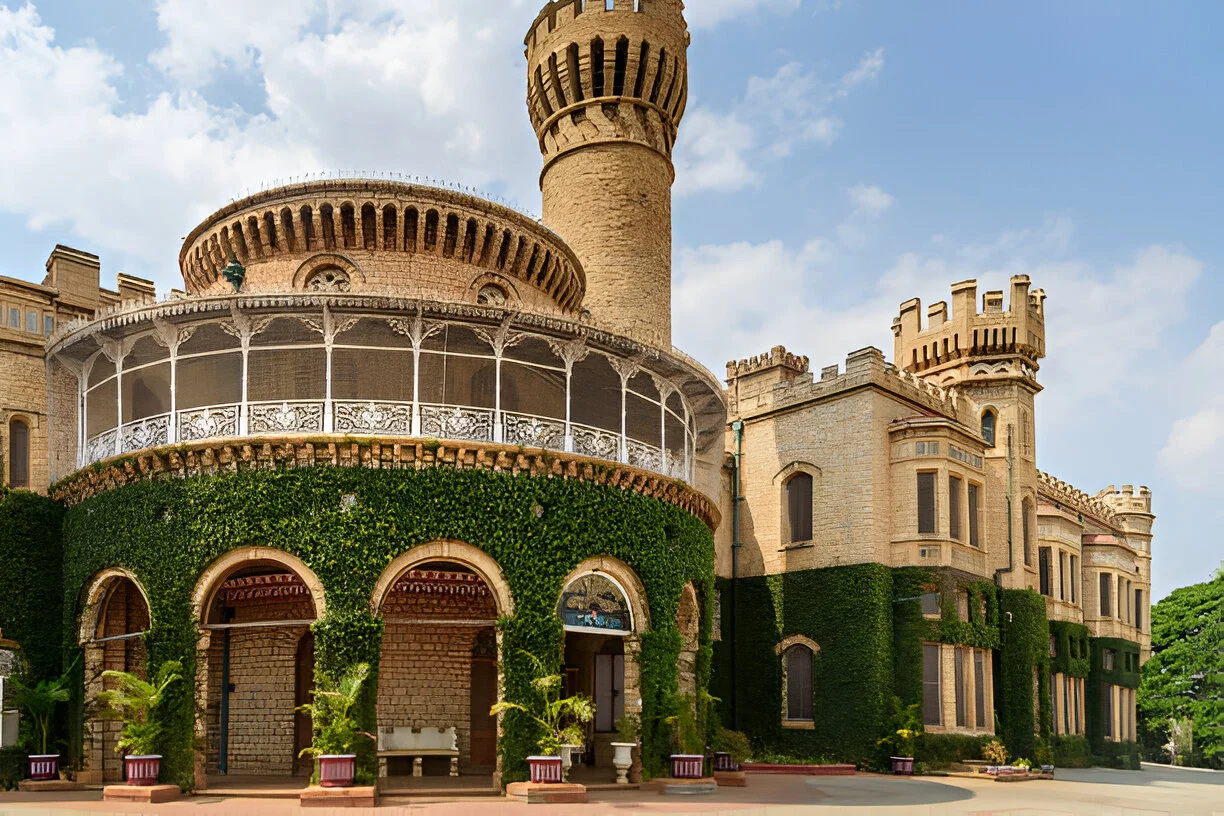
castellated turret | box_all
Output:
[525,0,689,349]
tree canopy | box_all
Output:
[1138,570,1224,768]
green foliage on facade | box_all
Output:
[711,564,895,767]
[0,488,65,680]
[56,466,713,789]
[1138,572,1224,769]
[997,589,1050,761]
[1051,734,1093,767]
[1048,620,1091,678]
[1085,636,1141,766]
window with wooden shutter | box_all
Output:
[785,646,813,721]
[786,472,813,543]
[922,643,941,726]
[949,475,962,541]
[917,472,936,534]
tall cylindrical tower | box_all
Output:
[525,0,689,348]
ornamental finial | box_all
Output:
[221,256,246,292]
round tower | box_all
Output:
[525,0,689,348]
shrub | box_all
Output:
[982,739,1008,765]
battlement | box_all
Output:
[1098,484,1154,517]
[525,0,689,168]
[726,345,810,380]
[1038,471,1117,525]
[892,276,1047,379]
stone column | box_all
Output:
[194,629,212,791]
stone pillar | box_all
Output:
[78,644,107,785]
[193,629,212,791]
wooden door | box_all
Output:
[469,657,498,768]
[293,632,314,776]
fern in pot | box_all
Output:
[295,663,375,788]
[95,661,182,786]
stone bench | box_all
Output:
[377,726,459,778]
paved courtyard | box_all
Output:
[0,766,1220,816]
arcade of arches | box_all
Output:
[76,548,699,785]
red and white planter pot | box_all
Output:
[124,755,162,786]
[713,752,739,773]
[28,754,60,781]
[527,756,564,784]
[318,755,357,788]
[670,754,705,779]
[890,756,914,775]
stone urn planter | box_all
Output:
[527,755,564,784]
[890,756,914,775]
[559,744,581,781]
[123,755,162,786]
[317,754,356,788]
[28,754,59,782]
[611,743,635,784]
[670,754,705,779]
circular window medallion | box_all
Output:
[305,267,351,292]
[477,284,508,307]
[558,574,633,635]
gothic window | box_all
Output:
[784,645,814,721]
[304,267,351,292]
[8,418,29,489]
[981,409,997,447]
[785,472,813,543]
[477,284,508,307]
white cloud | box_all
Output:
[674,50,884,195]
[683,0,802,29]
[0,2,542,291]
[848,184,894,218]
[1160,320,1224,492]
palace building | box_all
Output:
[0,0,1149,788]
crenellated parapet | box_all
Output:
[726,345,810,380]
[892,276,1046,382]
[525,0,689,171]
[1038,470,1117,526]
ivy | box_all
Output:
[0,488,65,681]
[1049,620,1091,678]
[1085,636,1141,763]
[56,466,713,788]
[997,589,1050,761]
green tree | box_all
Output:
[1138,572,1224,768]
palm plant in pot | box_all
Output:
[95,661,182,786]
[610,715,640,785]
[9,659,76,782]
[664,695,705,779]
[877,698,921,775]
[295,663,375,788]
[490,651,594,785]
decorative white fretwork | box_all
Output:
[572,426,620,462]
[627,440,662,473]
[503,413,565,449]
[419,405,494,442]
[177,406,240,442]
[249,402,325,434]
[120,415,170,453]
[334,401,413,435]
[84,430,118,463]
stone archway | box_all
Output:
[558,557,651,783]
[371,541,513,789]
[190,548,326,788]
[78,569,152,784]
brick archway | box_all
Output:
[370,540,513,618]
[77,568,152,784]
[190,548,326,789]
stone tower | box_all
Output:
[525,0,689,348]
[892,276,1048,589]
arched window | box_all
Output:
[1022,497,1034,567]
[304,267,351,292]
[784,645,814,721]
[7,418,30,489]
[786,472,813,544]
[981,409,997,447]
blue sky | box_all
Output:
[0,0,1219,597]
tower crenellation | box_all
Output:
[892,275,1046,381]
[526,0,689,349]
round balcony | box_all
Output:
[47,293,724,487]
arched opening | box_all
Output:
[372,543,512,790]
[558,558,649,784]
[981,409,997,447]
[79,570,152,783]
[443,213,459,259]
[361,204,377,250]
[785,471,813,544]
[783,644,815,723]
[340,204,357,249]
[7,417,30,489]
[192,550,324,780]
[382,205,398,250]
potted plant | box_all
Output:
[982,738,1008,775]
[664,695,705,779]
[1035,741,1055,776]
[490,652,594,785]
[95,661,182,786]
[610,715,640,785]
[712,726,751,773]
[9,660,76,782]
[295,663,374,788]
[877,699,921,775]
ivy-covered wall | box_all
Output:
[0,488,65,680]
[1049,620,1091,678]
[1086,636,1141,766]
[57,466,714,789]
[996,589,1050,761]
[712,564,895,766]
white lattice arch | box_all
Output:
[77,567,152,645]
[190,547,326,624]
[371,540,514,617]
